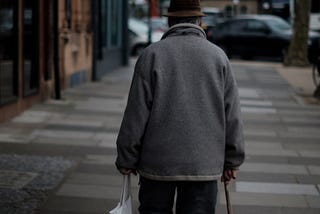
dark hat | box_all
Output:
[165,0,205,17]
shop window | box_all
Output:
[107,0,122,48]
[23,0,39,96]
[65,0,71,29]
[0,0,18,105]
[225,5,232,18]
[240,6,248,14]
[100,0,107,48]
[97,0,123,58]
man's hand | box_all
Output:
[119,168,137,175]
[221,169,237,185]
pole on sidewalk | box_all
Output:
[224,182,233,214]
[147,0,152,45]
[53,0,61,100]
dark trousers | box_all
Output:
[138,176,218,214]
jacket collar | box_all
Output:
[161,23,207,40]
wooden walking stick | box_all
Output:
[224,182,233,214]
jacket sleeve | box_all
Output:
[115,57,153,170]
[224,60,245,170]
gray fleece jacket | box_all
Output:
[116,23,245,181]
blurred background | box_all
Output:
[0,1,320,214]
[0,0,319,118]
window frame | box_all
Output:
[22,0,39,97]
[0,0,19,105]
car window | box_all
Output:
[203,12,224,26]
[264,17,291,32]
[229,20,247,32]
[246,20,269,33]
[129,19,148,35]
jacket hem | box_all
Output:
[138,170,222,181]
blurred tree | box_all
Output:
[284,0,311,66]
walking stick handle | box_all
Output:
[224,182,233,214]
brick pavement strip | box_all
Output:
[1,60,320,213]
[219,192,309,208]
[235,181,319,196]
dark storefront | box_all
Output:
[0,0,18,105]
[0,0,49,122]
[91,0,129,81]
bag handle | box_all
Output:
[120,175,131,205]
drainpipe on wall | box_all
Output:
[91,0,98,81]
[53,0,61,99]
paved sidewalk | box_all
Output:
[0,58,319,214]
[233,60,320,104]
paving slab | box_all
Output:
[219,205,282,214]
[238,88,260,98]
[31,137,99,147]
[219,192,309,208]
[56,183,139,200]
[287,126,320,134]
[12,110,51,123]
[245,148,298,157]
[47,118,104,128]
[245,141,283,150]
[240,99,273,106]
[278,109,320,116]
[74,98,126,113]
[83,154,117,165]
[240,163,308,175]
[306,196,320,208]
[279,131,320,139]
[31,129,95,139]
[57,184,120,200]
[64,173,139,187]
[244,156,289,164]
[236,181,319,196]
[308,166,320,175]
[40,196,133,214]
[283,142,320,150]
[241,107,277,114]
[299,151,320,158]
[244,129,278,137]
[0,133,32,144]
[76,163,119,175]
[242,113,281,122]
[295,175,320,185]
[282,117,320,125]
[237,172,297,183]
[281,208,320,214]
[93,133,117,148]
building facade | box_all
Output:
[0,0,129,122]
[201,0,260,17]
[58,0,93,89]
[91,0,129,80]
[0,0,52,122]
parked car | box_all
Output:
[201,7,224,28]
[129,18,164,56]
[142,17,168,32]
[207,15,320,61]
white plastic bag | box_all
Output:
[109,175,132,214]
